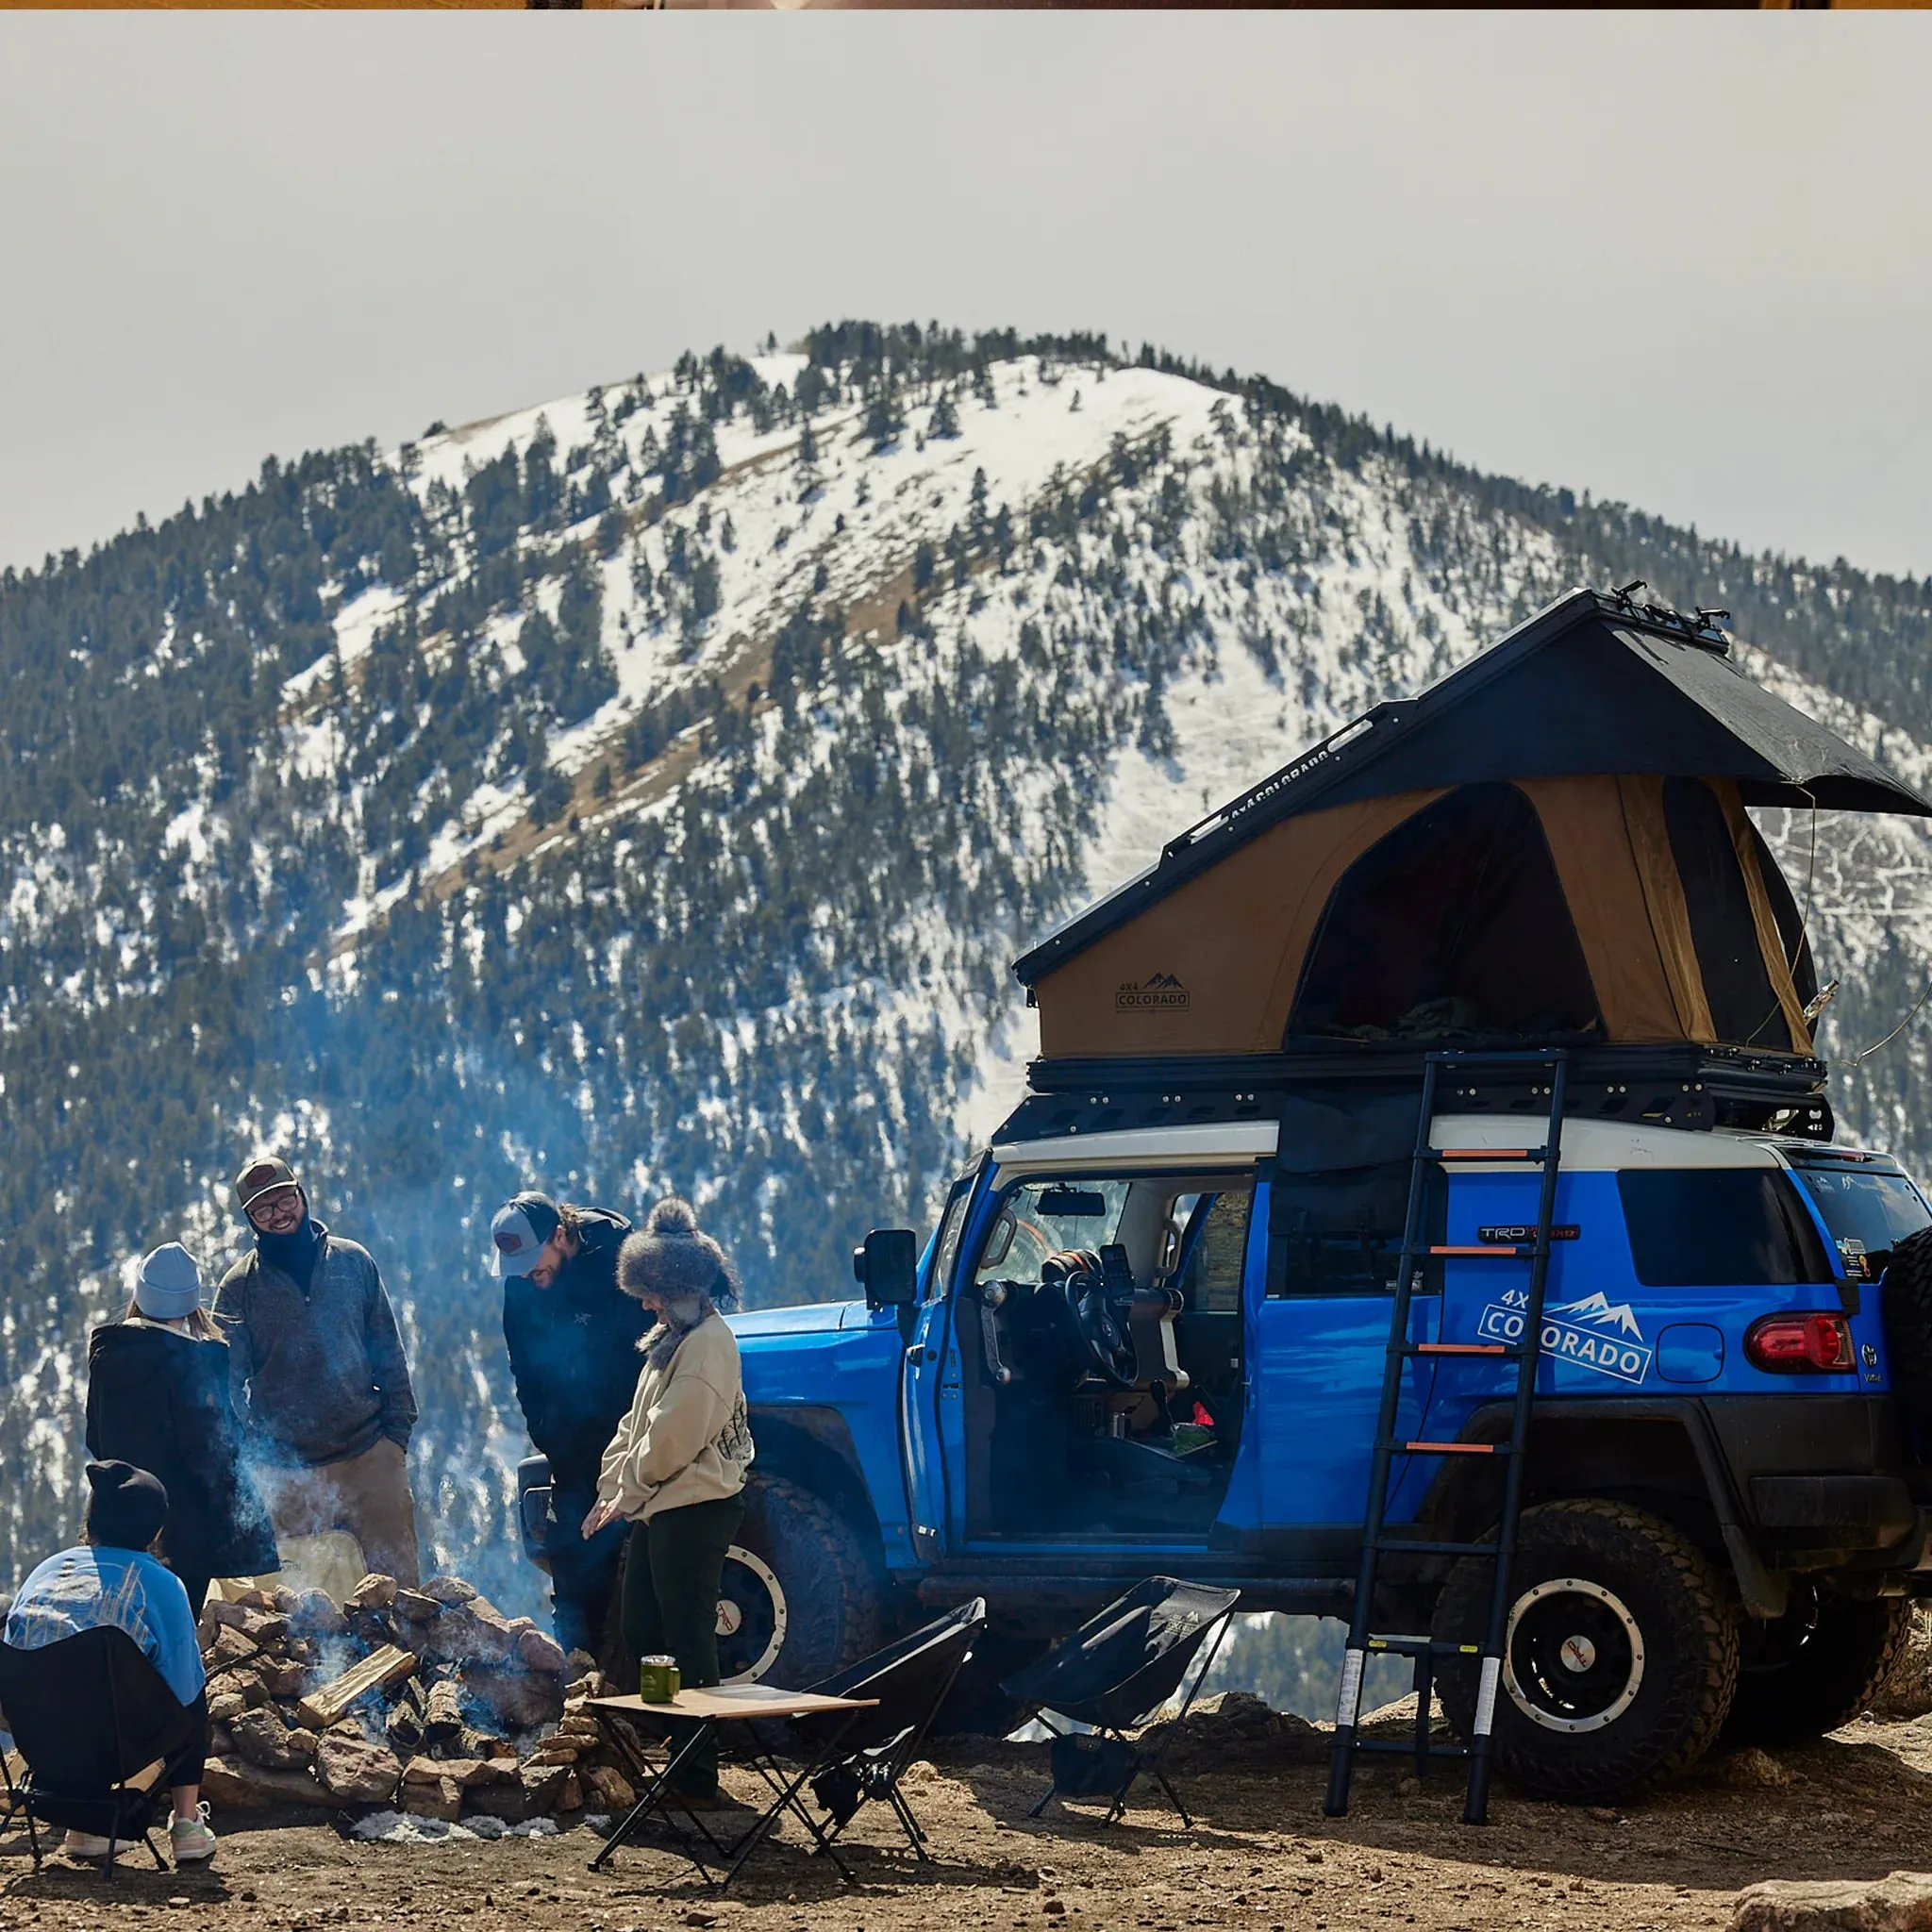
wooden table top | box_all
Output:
[591,1685,878,1721]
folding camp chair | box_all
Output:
[785,1596,987,1862]
[0,1629,200,1874]
[1001,1576,1239,1827]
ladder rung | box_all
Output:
[1432,1147,1547,1162]
[1397,1440,1507,1456]
[1407,1341,1516,1357]
[1365,1635,1485,1656]
[1352,1739,1472,1759]
[1374,1538,1504,1557]
[1427,1244,1533,1257]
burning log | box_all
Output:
[295,1643,419,1731]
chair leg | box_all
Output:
[146,1828,167,1872]
[885,1784,932,1861]
[1027,1783,1060,1821]
[23,1798,42,1874]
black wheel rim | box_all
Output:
[1504,1576,1645,1733]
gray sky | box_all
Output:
[2,14,1928,583]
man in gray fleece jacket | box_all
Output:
[213,1156,423,1586]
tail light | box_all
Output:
[1743,1312,1855,1374]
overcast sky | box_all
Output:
[2,14,1927,585]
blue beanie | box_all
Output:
[136,1242,204,1322]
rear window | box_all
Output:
[1617,1169,1833,1288]
[1791,1164,1931,1280]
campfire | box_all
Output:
[198,1573,637,1824]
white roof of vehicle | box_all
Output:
[987,1114,1866,1175]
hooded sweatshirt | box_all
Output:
[596,1312,752,1523]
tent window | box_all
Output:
[1662,778,1791,1048]
[1288,783,1603,1044]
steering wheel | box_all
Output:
[1059,1266,1139,1390]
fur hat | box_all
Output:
[618,1198,739,1307]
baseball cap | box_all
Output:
[490,1192,562,1278]
[235,1155,301,1215]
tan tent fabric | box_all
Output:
[1515,777,1689,1043]
[1032,790,1444,1059]
[1613,776,1719,1044]
[1711,779,1815,1055]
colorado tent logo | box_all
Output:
[1116,972,1191,1012]
[1475,1288,1653,1385]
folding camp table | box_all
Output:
[586,1685,878,1890]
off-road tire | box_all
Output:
[1881,1229,1932,1453]
[729,1473,882,1688]
[1724,1586,1914,1745]
[1433,1499,1739,1801]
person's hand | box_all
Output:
[581,1499,621,1540]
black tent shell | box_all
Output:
[1014,586,1929,991]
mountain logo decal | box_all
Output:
[1475,1287,1652,1385]
[1116,973,1191,1011]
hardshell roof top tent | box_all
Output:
[1012,588,1930,1074]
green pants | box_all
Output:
[620,1494,744,1795]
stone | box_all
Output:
[420,1575,479,1606]
[347,1574,398,1610]
[230,1706,318,1774]
[1873,1608,1932,1722]
[258,1657,310,1700]
[1732,1872,1932,1930]
[457,1663,564,1732]
[347,1606,402,1650]
[557,1772,581,1813]
[1723,1747,1796,1790]
[315,1733,402,1806]
[522,1739,581,1767]
[289,1591,348,1640]
[237,1587,278,1610]
[562,1650,597,1685]
[205,1624,258,1673]
[408,1776,465,1825]
[558,1710,603,1740]
[201,1756,330,1814]
[205,1598,254,1633]
[517,1627,567,1674]
[579,1763,635,1812]
[272,1586,302,1616]
[208,1691,248,1724]
[420,1597,521,1668]
[393,1589,443,1623]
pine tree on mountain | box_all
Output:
[927,390,959,440]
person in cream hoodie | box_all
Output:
[583,1197,754,1807]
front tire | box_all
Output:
[1433,1499,1739,1801]
[1724,1585,1913,1744]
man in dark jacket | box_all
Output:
[213,1156,423,1587]
[491,1191,645,1654]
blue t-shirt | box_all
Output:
[5,1545,205,1707]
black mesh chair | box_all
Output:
[787,1597,987,1862]
[1001,1577,1239,1826]
[0,1629,199,1874]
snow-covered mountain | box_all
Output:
[3,323,1930,1618]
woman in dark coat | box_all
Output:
[85,1242,278,1614]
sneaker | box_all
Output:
[170,1805,217,1865]
[667,1788,744,1814]
[63,1830,114,1860]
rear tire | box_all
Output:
[1724,1585,1913,1744]
[1433,1499,1738,1801]
[1882,1229,1932,1454]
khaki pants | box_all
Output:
[263,1438,422,1588]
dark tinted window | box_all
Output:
[1617,1168,1832,1287]
[1791,1164,1930,1279]
[1269,1163,1444,1297]
[1290,783,1601,1044]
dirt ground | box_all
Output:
[9,1707,1932,1932]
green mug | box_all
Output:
[639,1655,682,1704]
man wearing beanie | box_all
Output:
[212,1156,422,1587]
[87,1242,278,1615]
[6,1461,218,1862]
[490,1191,645,1656]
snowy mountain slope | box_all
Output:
[2,324,1930,1618]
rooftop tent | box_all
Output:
[1013,588,1930,1064]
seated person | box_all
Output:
[4,1461,216,1864]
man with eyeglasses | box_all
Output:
[491,1191,644,1655]
[213,1157,423,1587]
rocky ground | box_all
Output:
[9,1694,1932,1932]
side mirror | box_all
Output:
[854,1228,920,1312]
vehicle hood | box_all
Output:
[729,1299,869,1340]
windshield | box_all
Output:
[1791,1163,1931,1280]
[974,1178,1132,1285]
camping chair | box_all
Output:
[0,1629,200,1874]
[1000,1576,1239,1827]
[783,1597,988,1862]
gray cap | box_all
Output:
[136,1242,204,1322]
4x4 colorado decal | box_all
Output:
[1474,1287,1653,1385]
[1115,972,1191,1011]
